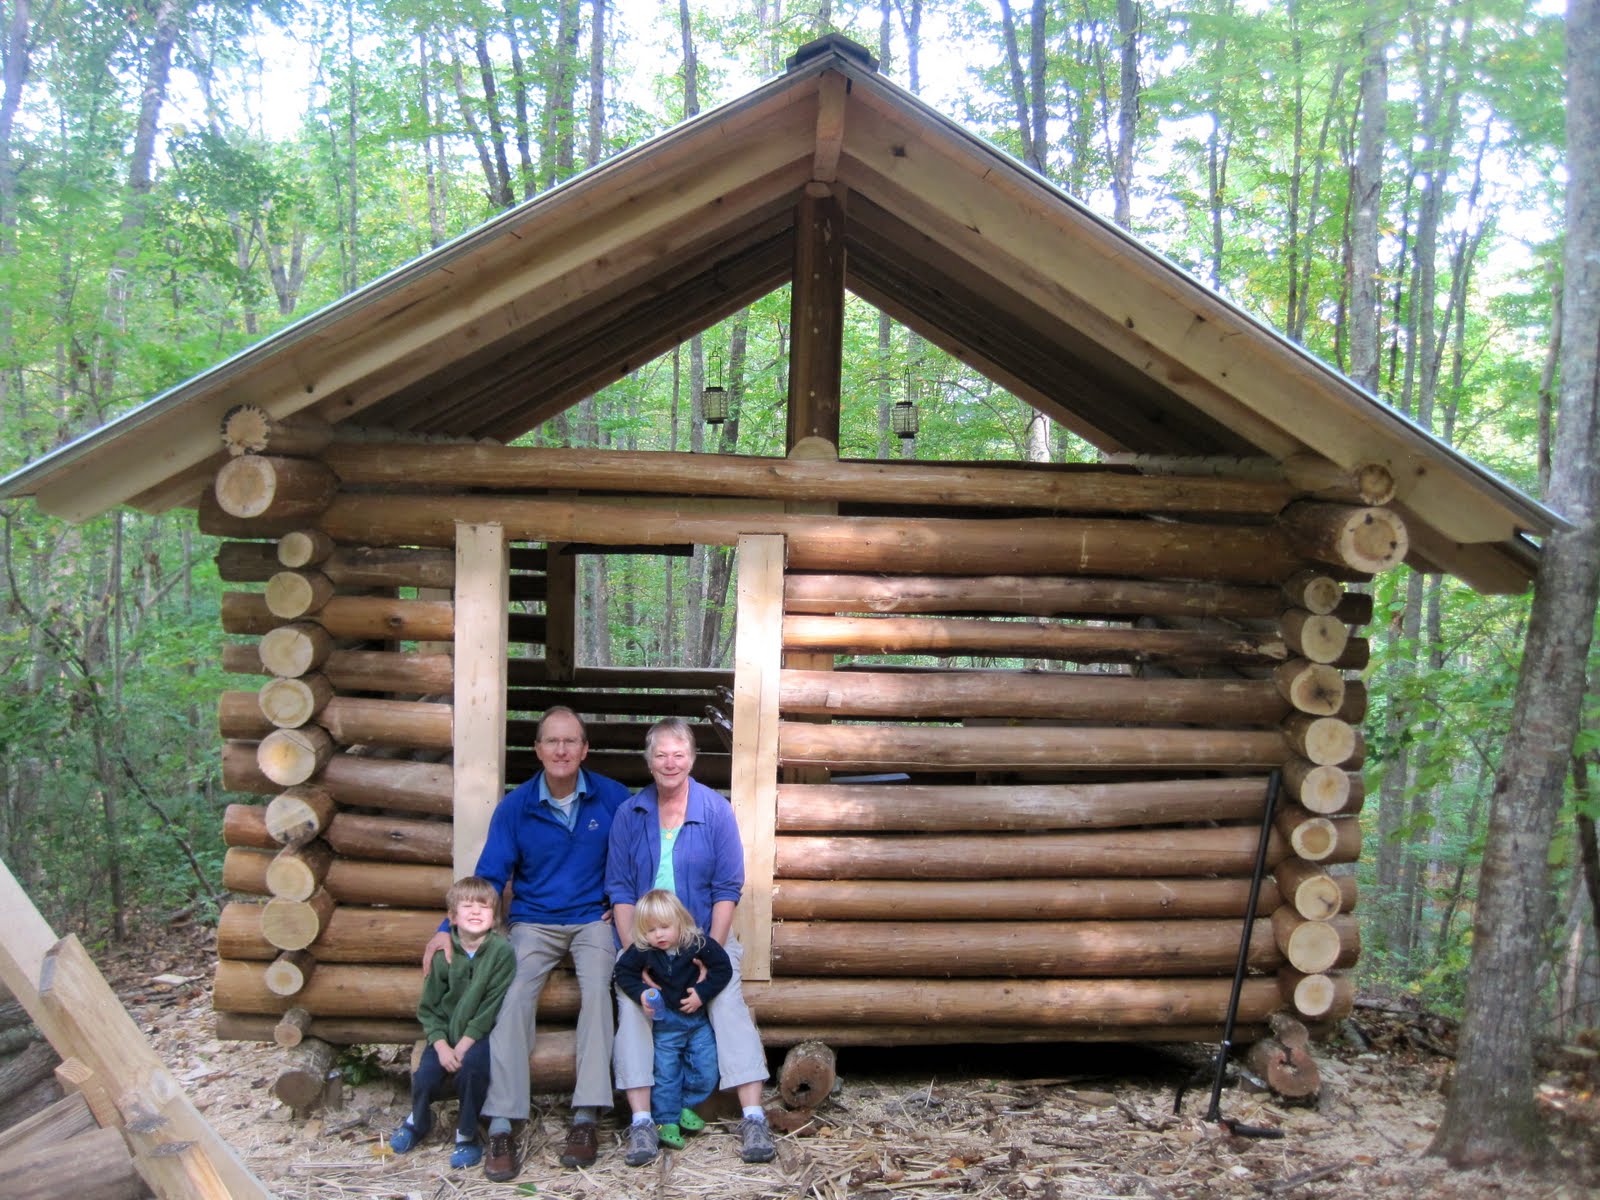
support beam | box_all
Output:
[543,542,576,682]
[786,187,846,451]
[453,522,509,876]
[730,535,785,979]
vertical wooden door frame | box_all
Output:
[452,521,510,877]
[729,533,785,980]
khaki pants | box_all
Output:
[484,921,616,1117]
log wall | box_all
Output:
[207,437,1395,1074]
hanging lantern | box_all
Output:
[890,397,919,440]
[702,384,729,425]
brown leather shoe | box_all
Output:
[483,1129,518,1182]
[559,1120,598,1168]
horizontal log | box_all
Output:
[1278,971,1355,1021]
[1271,859,1356,921]
[771,877,1284,920]
[1279,609,1349,664]
[0,1091,96,1162]
[220,692,453,751]
[265,951,315,997]
[774,777,1270,831]
[506,662,734,689]
[222,591,454,641]
[221,406,334,458]
[506,688,720,718]
[273,1007,313,1047]
[778,722,1289,772]
[1281,569,1344,615]
[216,1012,423,1045]
[0,1122,145,1200]
[1274,806,1362,863]
[265,842,333,901]
[782,614,1288,665]
[261,888,335,951]
[1270,911,1361,974]
[322,444,1298,515]
[1280,502,1408,574]
[784,574,1291,621]
[781,669,1293,725]
[1282,758,1358,814]
[527,750,729,789]
[265,569,336,619]
[217,902,439,963]
[214,1015,581,1091]
[769,919,1283,976]
[224,848,452,908]
[217,540,457,589]
[214,959,1284,1029]
[257,724,334,786]
[774,826,1296,879]
[322,812,453,865]
[277,529,336,568]
[265,786,337,846]
[223,644,456,695]
[313,495,1315,584]
[258,620,333,676]
[215,454,339,521]
[757,1022,1271,1047]
[221,742,453,815]
[223,806,453,865]
[1271,660,1345,716]
[1281,714,1356,766]
[1101,453,1394,506]
[257,673,334,728]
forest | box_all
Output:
[0,0,1591,1083]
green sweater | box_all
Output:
[417,928,516,1047]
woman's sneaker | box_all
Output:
[738,1116,776,1163]
[624,1120,659,1167]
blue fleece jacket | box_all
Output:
[474,768,630,926]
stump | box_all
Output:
[778,1039,837,1110]
[1242,1012,1320,1101]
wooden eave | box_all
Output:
[0,39,1560,593]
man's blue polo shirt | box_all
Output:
[473,768,630,926]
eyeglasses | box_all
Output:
[538,737,584,749]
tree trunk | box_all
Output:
[1433,0,1600,1162]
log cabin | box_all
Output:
[0,34,1561,1093]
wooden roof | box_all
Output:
[0,34,1556,592]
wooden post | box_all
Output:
[786,187,845,451]
[544,542,577,682]
[730,534,785,980]
[453,522,509,877]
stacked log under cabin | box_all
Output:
[206,411,1404,1091]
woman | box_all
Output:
[606,717,774,1167]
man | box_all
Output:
[423,707,628,1179]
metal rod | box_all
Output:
[1201,767,1284,1133]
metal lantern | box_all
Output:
[702,384,729,425]
[890,397,920,440]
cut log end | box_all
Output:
[777,1039,837,1110]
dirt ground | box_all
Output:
[103,922,1600,1200]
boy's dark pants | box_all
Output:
[651,1009,718,1126]
[410,1038,493,1139]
